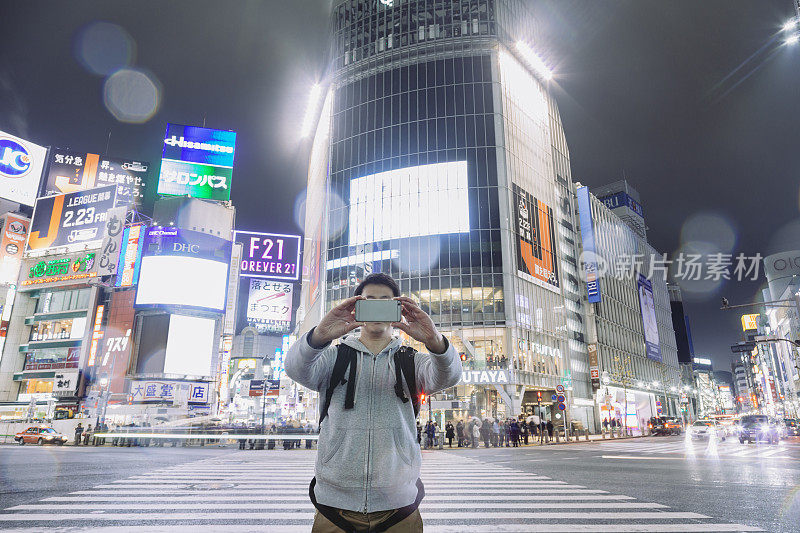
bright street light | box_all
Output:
[782,18,798,32]
[515,41,553,81]
[300,83,323,138]
[786,34,800,45]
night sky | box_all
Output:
[1,1,798,370]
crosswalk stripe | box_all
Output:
[8,502,668,510]
[0,526,764,533]
[0,511,710,521]
[43,494,637,502]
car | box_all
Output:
[650,416,683,436]
[688,420,725,441]
[784,418,799,437]
[14,426,68,446]
[738,415,780,444]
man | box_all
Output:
[73,423,83,446]
[286,273,461,532]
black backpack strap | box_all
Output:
[319,344,358,426]
[394,347,420,418]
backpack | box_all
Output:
[318,343,420,426]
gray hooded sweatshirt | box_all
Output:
[285,331,462,513]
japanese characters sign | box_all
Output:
[235,230,301,281]
[157,123,236,201]
[45,151,148,207]
[26,185,117,254]
[0,129,47,206]
[97,206,127,276]
[129,380,210,404]
[512,183,560,292]
[246,279,294,334]
[53,371,80,394]
[22,251,97,288]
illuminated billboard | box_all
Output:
[348,161,469,246]
[234,230,301,281]
[637,273,662,362]
[0,213,29,284]
[26,185,117,254]
[0,130,47,206]
[741,314,759,331]
[45,151,148,207]
[576,186,600,303]
[163,314,215,377]
[115,224,145,287]
[134,227,231,312]
[21,251,98,289]
[512,183,559,292]
[247,279,293,334]
[157,123,236,201]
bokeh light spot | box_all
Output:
[680,212,737,256]
[103,68,161,123]
[75,22,135,76]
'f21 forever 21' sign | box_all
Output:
[234,231,301,281]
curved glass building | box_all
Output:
[301,0,594,427]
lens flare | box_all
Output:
[680,212,737,255]
[74,21,135,76]
[103,68,161,123]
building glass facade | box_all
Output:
[302,0,594,427]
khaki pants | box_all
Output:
[311,508,423,532]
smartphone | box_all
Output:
[355,299,402,322]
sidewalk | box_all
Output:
[428,431,651,450]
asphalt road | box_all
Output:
[0,435,797,532]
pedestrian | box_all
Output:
[546,420,554,440]
[445,422,455,447]
[540,420,547,443]
[74,423,83,446]
[416,421,422,445]
[425,420,436,449]
[472,422,480,448]
[285,273,461,532]
[83,424,92,445]
[504,420,512,447]
[603,418,609,433]
[521,420,529,445]
[510,420,520,447]
[456,419,465,447]
[481,419,491,448]
[492,419,500,447]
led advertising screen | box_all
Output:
[115,224,146,287]
[163,314,215,377]
[235,230,301,281]
[45,151,148,207]
[348,161,469,246]
[637,273,662,362]
[0,130,47,206]
[0,213,29,284]
[26,185,117,254]
[157,123,236,201]
[134,227,232,312]
[135,255,229,311]
[246,278,294,334]
[512,183,560,292]
[576,186,601,303]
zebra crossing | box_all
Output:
[591,437,800,459]
[0,449,763,532]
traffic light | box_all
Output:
[460,353,467,361]
[536,391,542,401]
[420,393,426,405]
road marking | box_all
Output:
[601,455,682,460]
[43,494,637,502]
[0,525,766,532]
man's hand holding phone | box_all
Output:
[391,296,446,354]
[309,295,365,348]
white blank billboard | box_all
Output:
[349,161,469,246]
[135,255,228,311]
[163,314,215,377]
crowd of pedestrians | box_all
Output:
[417,415,563,449]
